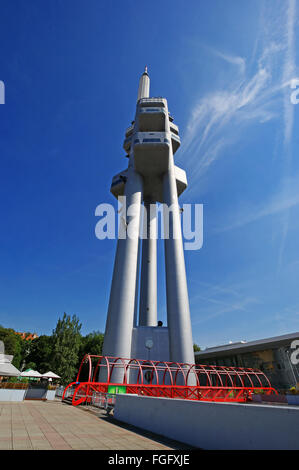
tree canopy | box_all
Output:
[0,315,105,384]
[25,335,53,374]
[51,313,82,384]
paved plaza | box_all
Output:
[0,399,189,450]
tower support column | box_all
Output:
[163,151,195,366]
[102,167,143,382]
[139,200,157,326]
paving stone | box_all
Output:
[0,400,188,451]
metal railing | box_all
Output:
[64,388,116,414]
[62,355,278,407]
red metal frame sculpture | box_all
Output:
[62,355,278,406]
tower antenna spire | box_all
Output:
[137,66,150,100]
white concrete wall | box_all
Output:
[0,388,56,401]
[114,394,299,450]
[0,389,26,402]
[131,327,170,362]
[46,390,56,400]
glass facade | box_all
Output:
[196,345,299,391]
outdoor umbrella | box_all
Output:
[20,369,43,378]
[42,371,61,379]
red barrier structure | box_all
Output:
[62,355,278,406]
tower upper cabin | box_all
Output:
[112,68,186,203]
[123,68,181,158]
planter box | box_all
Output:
[286,395,299,406]
[46,389,56,400]
[0,388,26,402]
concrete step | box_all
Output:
[62,396,73,405]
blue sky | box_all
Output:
[0,0,298,348]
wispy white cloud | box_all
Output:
[282,0,296,147]
[180,0,297,273]
[190,280,242,299]
[277,0,296,270]
[189,278,261,325]
[214,174,299,233]
[202,45,246,74]
[179,0,296,197]
[191,296,260,325]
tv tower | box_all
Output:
[102,68,194,371]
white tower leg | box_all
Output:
[133,238,141,327]
[163,152,195,367]
[139,200,157,326]
[102,168,143,382]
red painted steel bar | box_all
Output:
[62,355,278,406]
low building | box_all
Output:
[195,332,299,391]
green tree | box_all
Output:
[25,361,37,370]
[77,331,104,370]
[79,331,104,357]
[51,313,82,384]
[25,335,53,373]
[193,343,201,352]
[19,336,35,371]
